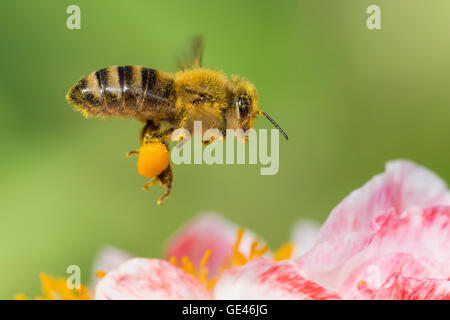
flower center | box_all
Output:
[169,228,295,290]
[231,228,295,266]
[17,230,295,299]
[169,249,219,289]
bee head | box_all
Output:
[228,77,260,132]
[228,76,288,140]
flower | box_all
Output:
[297,160,450,299]
[95,160,450,300]
[95,215,332,299]
[19,160,450,300]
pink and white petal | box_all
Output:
[358,273,450,300]
[290,219,321,258]
[213,258,341,300]
[164,213,257,277]
[318,160,449,244]
[90,245,133,287]
[95,258,211,300]
[300,206,450,289]
[444,192,450,206]
[298,161,449,282]
[297,231,374,287]
[359,206,450,268]
[339,252,449,299]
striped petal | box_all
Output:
[339,252,448,299]
[95,258,211,300]
[318,160,448,242]
[357,206,450,266]
[213,258,341,300]
[298,160,449,285]
[357,273,450,300]
[315,206,450,295]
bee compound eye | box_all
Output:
[192,94,207,105]
[236,97,242,108]
[237,95,249,118]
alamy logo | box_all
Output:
[170,121,281,175]
[66,265,81,290]
[66,5,81,30]
[366,5,381,30]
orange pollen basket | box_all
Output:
[137,141,169,178]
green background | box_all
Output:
[0,0,449,298]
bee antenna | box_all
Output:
[261,111,288,140]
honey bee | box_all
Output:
[66,37,287,204]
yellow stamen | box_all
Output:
[232,250,248,266]
[249,240,258,259]
[40,273,55,300]
[230,229,293,268]
[169,228,295,293]
[16,273,91,300]
[272,243,294,261]
[234,228,244,250]
[181,256,196,277]
[207,277,219,289]
[199,268,209,284]
[257,244,269,256]
[96,270,106,279]
[171,254,218,290]
[219,267,228,273]
[169,256,178,266]
[200,249,212,267]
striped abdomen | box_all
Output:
[66,66,176,119]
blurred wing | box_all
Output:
[178,36,204,70]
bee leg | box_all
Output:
[202,136,216,146]
[141,162,173,205]
[142,178,158,191]
[156,162,173,205]
[140,120,159,143]
[202,140,212,146]
[125,150,139,157]
[126,121,159,158]
[144,128,175,145]
[176,134,191,150]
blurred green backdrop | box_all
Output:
[0,0,449,298]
